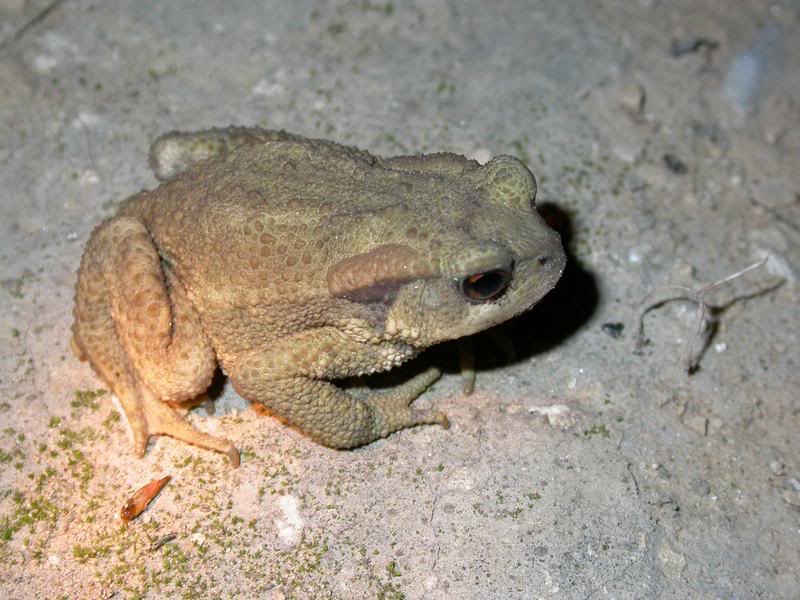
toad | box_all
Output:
[71,127,565,465]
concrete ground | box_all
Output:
[1,0,798,598]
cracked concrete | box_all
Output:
[1,0,798,598]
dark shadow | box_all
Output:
[205,368,228,401]
[497,201,599,360]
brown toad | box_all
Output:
[71,127,565,465]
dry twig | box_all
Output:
[633,257,782,373]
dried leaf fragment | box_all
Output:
[120,475,171,522]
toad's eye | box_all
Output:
[460,268,512,303]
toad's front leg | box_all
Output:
[232,365,448,449]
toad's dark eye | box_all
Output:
[460,269,512,303]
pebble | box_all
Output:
[636,163,667,188]
[624,173,647,192]
[663,153,688,174]
[683,415,709,436]
[769,460,786,476]
[33,54,58,73]
[528,404,576,429]
[690,478,710,496]
[618,82,646,114]
[782,490,800,510]
[613,143,644,164]
[601,322,624,339]
[658,543,686,579]
[669,37,719,58]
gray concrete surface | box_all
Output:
[1,0,798,598]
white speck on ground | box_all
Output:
[274,495,304,546]
[658,543,686,580]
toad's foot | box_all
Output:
[366,367,450,436]
[129,382,240,467]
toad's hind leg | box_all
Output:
[72,216,239,466]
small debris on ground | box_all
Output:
[769,461,786,476]
[528,404,577,429]
[601,322,625,339]
[663,153,688,175]
[782,490,800,510]
[669,37,719,58]
[150,532,178,551]
[633,257,781,373]
[120,475,172,523]
[617,82,646,114]
[690,478,711,496]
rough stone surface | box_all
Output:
[1,1,798,598]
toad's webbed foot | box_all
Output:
[366,367,449,436]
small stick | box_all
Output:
[150,533,178,551]
[633,257,780,372]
